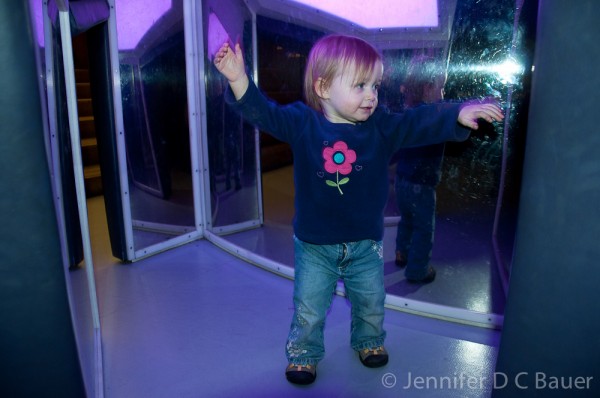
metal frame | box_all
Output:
[54,3,105,396]
[491,0,526,298]
[41,0,71,270]
[58,0,101,341]
[106,0,135,260]
[185,0,209,239]
[251,10,265,226]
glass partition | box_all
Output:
[380,0,526,315]
[115,0,198,252]
[203,0,261,232]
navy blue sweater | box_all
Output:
[227,81,469,244]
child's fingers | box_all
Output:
[478,111,498,124]
[473,104,504,123]
[485,104,504,120]
[233,43,243,59]
[486,107,504,122]
[459,103,505,130]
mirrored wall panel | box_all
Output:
[379,0,524,313]
[115,0,196,250]
[203,0,261,231]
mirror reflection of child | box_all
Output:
[393,55,449,283]
[214,34,503,385]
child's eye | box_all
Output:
[356,83,366,89]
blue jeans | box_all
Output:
[395,178,437,279]
[286,236,387,366]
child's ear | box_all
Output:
[314,78,329,99]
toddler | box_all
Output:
[214,34,503,385]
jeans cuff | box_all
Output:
[352,339,385,351]
[287,358,319,366]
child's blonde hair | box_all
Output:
[304,35,382,112]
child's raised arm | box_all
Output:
[458,103,504,130]
[213,42,249,100]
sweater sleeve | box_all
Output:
[224,79,308,144]
[375,103,471,154]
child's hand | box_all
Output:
[458,103,504,130]
[213,42,249,99]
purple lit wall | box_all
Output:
[115,0,172,50]
[204,0,248,62]
[207,12,230,60]
[289,0,438,28]
[27,0,173,51]
[29,0,44,47]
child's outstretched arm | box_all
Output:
[458,103,504,130]
[213,42,249,100]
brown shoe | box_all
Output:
[395,251,407,267]
[358,346,389,368]
[285,363,316,385]
[406,266,436,284]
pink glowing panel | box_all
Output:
[207,13,231,61]
[115,0,172,50]
[289,0,438,28]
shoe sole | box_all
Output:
[360,355,389,368]
[286,370,316,385]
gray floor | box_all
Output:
[86,168,503,397]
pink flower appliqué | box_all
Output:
[322,141,356,195]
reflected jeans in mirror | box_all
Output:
[395,178,436,280]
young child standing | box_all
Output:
[213,34,503,385]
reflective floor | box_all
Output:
[87,166,504,397]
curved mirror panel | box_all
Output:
[115,0,196,250]
[203,0,261,231]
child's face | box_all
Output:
[319,60,383,124]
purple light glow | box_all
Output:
[207,13,231,61]
[289,0,438,29]
[115,0,172,50]
[29,0,44,48]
